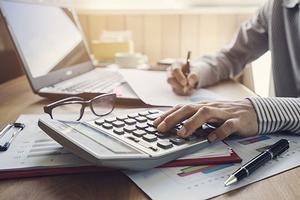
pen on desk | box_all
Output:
[182,51,191,77]
[224,139,289,186]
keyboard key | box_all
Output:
[128,113,139,118]
[138,140,153,149]
[142,134,157,142]
[112,121,125,128]
[138,111,150,116]
[104,117,117,123]
[136,123,148,130]
[136,116,147,123]
[157,141,173,149]
[146,113,161,121]
[94,119,104,126]
[124,118,136,125]
[113,128,124,135]
[170,137,186,145]
[133,130,147,137]
[145,127,157,134]
[124,126,137,133]
[102,123,113,129]
[148,109,161,114]
[116,115,128,121]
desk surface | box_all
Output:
[0,76,299,200]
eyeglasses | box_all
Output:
[44,93,116,121]
[0,123,25,151]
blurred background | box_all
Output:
[0,0,272,97]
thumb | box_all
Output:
[187,73,199,88]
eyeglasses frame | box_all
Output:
[44,93,117,121]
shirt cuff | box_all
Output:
[190,61,217,88]
[247,97,300,135]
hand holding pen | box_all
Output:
[167,51,199,96]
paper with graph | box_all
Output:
[125,134,300,200]
[0,115,90,171]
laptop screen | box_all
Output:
[0,1,91,79]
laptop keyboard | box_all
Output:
[51,70,125,93]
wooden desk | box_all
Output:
[0,76,298,200]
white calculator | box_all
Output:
[38,109,214,170]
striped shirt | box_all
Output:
[191,0,300,135]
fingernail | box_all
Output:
[178,126,187,136]
[158,121,167,132]
[208,134,217,142]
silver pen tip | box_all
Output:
[224,175,237,186]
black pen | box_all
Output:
[224,139,289,186]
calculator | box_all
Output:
[38,109,215,170]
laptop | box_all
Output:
[0,0,137,101]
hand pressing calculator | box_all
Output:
[38,109,215,170]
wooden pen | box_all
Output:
[182,51,191,77]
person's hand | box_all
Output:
[167,62,199,96]
[153,99,258,142]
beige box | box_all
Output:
[91,40,134,61]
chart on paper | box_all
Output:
[126,133,300,200]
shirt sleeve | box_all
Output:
[191,0,271,88]
[247,97,300,134]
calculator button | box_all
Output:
[142,134,157,142]
[148,109,161,114]
[124,126,137,133]
[126,136,140,143]
[104,117,117,123]
[170,137,186,145]
[149,146,158,152]
[185,135,197,141]
[94,119,104,126]
[112,121,125,128]
[146,113,161,121]
[138,111,150,116]
[128,113,139,118]
[155,132,168,139]
[145,127,157,134]
[102,123,113,129]
[113,128,124,135]
[157,141,173,149]
[138,140,152,149]
[124,118,136,125]
[136,123,148,130]
[133,130,147,137]
[147,121,155,127]
[116,115,128,121]
[136,116,147,123]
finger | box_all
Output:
[156,104,197,132]
[187,73,199,88]
[207,119,239,142]
[173,88,188,96]
[153,105,182,127]
[177,107,230,137]
[167,77,184,91]
[172,67,187,86]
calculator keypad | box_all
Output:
[92,109,210,155]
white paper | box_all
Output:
[119,69,223,106]
[125,134,300,200]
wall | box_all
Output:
[78,14,252,63]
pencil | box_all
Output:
[182,51,191,77]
